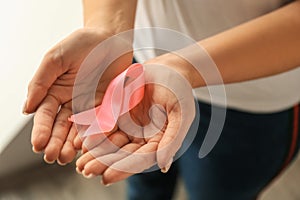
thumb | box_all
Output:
[156,100,196,172]
[156,110,184,172]
[23,47,64,114]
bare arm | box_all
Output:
[24,0,138,164]
[82,0,137,32]
[152,1,300,87]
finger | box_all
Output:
[81,125,118,151]
[73,133,82,150]
[24,47,64,114]
[57,123,78,165]
[102,141,158,185]
[79,132,112,154]
[31,95,60,153]
[73,125,89,151]
[43,106,72,163]
[82,143,141,179]
[76,152,95,173]
[156,110,182,171]
[82,132,162,178]
[76,131,129,172]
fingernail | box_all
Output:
[32,146,42,153]
[82,170,95,179]
[76,167,82,174]
[101,179,112,187]
[43,155,55,164]
[57,159,67,166]
[22,100,29,115]
[86,174,95,179]
[161,158,173,173]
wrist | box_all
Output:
[145,53,203,88]
[84,14,134,35]
[82,0,137,35]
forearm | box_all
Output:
[154,1,300,88]
[80,0,138,85]
[82,0,137,33]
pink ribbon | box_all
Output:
[69,63,145,137]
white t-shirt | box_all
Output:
[134,0,300,113]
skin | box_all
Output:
[24,0,138,164]
[76,81,194,183]
[23,0,300,185]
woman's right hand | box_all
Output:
[23,27,133,165]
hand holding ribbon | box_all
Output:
[69,63,145,137]
[74,63,196,186]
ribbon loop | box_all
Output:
[69,63,145,137]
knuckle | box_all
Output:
[28,80,48,93]
[38,107,56,121]
[55,117,70,129]
[44,48,63,68]
[51,135,64,146]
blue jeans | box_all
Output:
[127,101,300,200]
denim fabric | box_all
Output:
[127,101,299,200]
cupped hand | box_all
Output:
[75,63,196,185]
[23,28,133,165]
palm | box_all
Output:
[76,65,195,185]
[26,28,133,164]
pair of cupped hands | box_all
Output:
[23,28,195,186]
